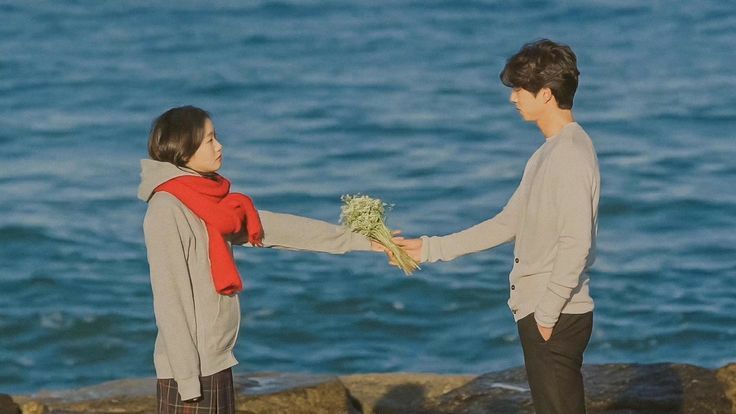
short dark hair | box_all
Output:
[148,106,210,166]
[499,39,580,109]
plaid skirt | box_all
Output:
[156,368,235,414]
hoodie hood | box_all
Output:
[137,159,200,202]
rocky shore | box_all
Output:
[3,363,735,414]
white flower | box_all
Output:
[340,194,419,276]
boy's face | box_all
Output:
[509,87,548,122]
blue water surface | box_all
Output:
[1,1,735,394]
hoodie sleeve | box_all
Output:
[143,194,202,401]
[237,210,372,253]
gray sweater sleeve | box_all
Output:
[143,197,202,401]
[420,185,524,263]
[238,210,373,253]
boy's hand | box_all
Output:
[371,231,422,269]
[371,231,397,265]
[370,230,402,254]
[537,324,553,341]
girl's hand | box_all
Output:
[394,237,422,263]
[248,230,264,247]
[372,231,403,266]
[371,240,388,253]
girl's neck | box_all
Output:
[179,165,220,180]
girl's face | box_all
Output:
[186,118,223,173]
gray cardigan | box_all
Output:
[420,123,599,327]
[138,160,371,400]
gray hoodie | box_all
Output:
[138,159,371,400]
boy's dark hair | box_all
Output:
[148,106,210,166]
[500,39,580,109]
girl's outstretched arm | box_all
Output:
[234,210,373,254]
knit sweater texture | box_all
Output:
[420,122,599,327]
[138,159,372,400]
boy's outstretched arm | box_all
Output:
[388,211,517,266]
[389,183,526,265]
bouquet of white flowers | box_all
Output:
[340,194,420,276]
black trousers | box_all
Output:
[517,312,593,414]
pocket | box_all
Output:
[207,295,239,353]
[530,313,551,343]
[518,313,547,344]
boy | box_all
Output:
[396,39,599,414]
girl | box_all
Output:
[138,106,374,413]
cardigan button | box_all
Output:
[511,284,516,290]
[515,257,520,264]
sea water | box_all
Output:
[1,0,735,394]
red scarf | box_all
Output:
[154,175,263,295]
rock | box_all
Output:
[19,401,48,414]
[427,367,536,414]
[584,363,732,413]
[0,395,20,414]
[716,363,736,414]
[8,363,736,414]
[339,373,474,414]
[11,378,157,414]
[417,364,733,414]
[234,373,359,414]
[12,374,358,414]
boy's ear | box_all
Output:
[540,87,553,103]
